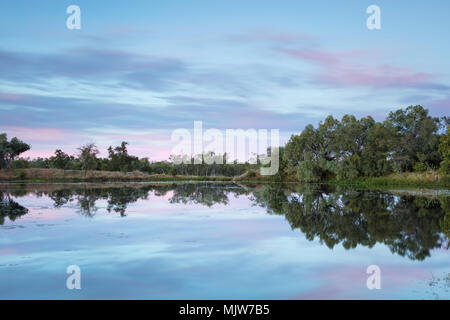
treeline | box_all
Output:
[283,105,449,182]
[1,140,250,177]
[1,105,449,180]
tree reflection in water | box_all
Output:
[252,184,449,261]
[0,183,448,261]
[0,189,28,225]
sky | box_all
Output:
[0,0,449,160]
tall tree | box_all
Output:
[386,105,441,172]
[107,141,137,172]
[77,143,99,176]
[0,133,31,169]
[51,149,70,170]
[439,128,450,174]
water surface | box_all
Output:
[0,182,449,299]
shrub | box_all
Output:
[15,170,27,180]
[11,158,29,169]
[413,162,427,172]
[439,128,450,175]
[439,159,450,175]
[297,160,322,182]
[246,170,257,178]
[335,156,360,179]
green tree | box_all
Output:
[285,116,339,181]
[51,149,70,170]
[107,141,137,172]
[438,128,450,174]
[333,115,375,179]
[0,133,31,169]
[296,153,323,182]
[77,143,99,176]
[387,105,441,172]
[360,122,396,176]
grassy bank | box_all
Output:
[0,168,233,182]
[1,168,449,188]
[328,171,450,188]
[233,169,450,188]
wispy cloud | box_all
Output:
[279,48,445,90]
[227,29,316,46]
[0,47,187,91]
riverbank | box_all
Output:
[328,171,450,188]
[0,168,233,182]
[1,168,449,188]
[233,170,450,188]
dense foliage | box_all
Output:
[285,105,448,182]
[439,127,450,175]
[2,105,448,179]
[0,133,30,169]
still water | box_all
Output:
[0,182,449,299]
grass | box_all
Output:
[0,168,233,182]
[329,171,450,188]
[1,168,448,188]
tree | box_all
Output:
[51,149,70,170]
[285,116,339,181]
[247,182,449,260]
[77,143,99,176]
[386,105,441,172]
[296,153,324,182]
[332,115,375,179]
[0,191,29,225]
[107,141,137,172]
[439,128,450,175]
[0,133,31,169]
[360,122,396,176]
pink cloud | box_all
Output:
[292,264,431,300]
[2,125,258,161]
[3,126,73,143]
[100,133,170,143]
[127,145,172,160]
[318,65,433,88]
[0,92,24,101]
[428,96,450,116]
[229,29,314,45]
[279,48,341,66]
[95,133,173,160]
[20,149,60,159]
[0,248,18,255]
[279,48,436,89]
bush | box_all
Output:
[439,159,450,175]
[335,156,360,179]
[11,158,29,169]
[297,160,322,182]
[15,170,27,180]
[246,170,257,178]
[439,128,450,175]
[413,162,428,172]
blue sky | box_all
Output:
[0,0,449,159]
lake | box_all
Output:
[0,182,449,299]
